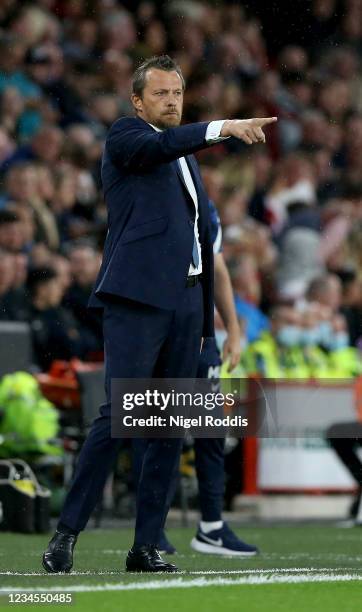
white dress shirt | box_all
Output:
[148,120,228,276]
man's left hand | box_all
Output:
[222,329,242,372]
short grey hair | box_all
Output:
[132,55,185,97]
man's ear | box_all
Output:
[131,93,143,114]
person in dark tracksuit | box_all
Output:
[134,200,258,556]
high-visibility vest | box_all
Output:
[328,347,362,378]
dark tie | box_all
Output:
[191,229,200,268]
[176,158,200,269]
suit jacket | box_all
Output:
[89,116,214,337]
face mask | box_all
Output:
[330,332,349,351]
[318,321,333,348]
[300,327,320,347]
[277,326,301,347]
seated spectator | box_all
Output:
[63,243,103,351]
[229,254,270,343]
[264,153,316,232]
[0,249,15,320]
[317,186,362,271]
[62,17,99,63]
[49,166,103,243]
[0,127,15,172]
[298,305,332,377]
[242,305,310,378]
[299,110,329,153]
[0,34,43,139]
[51,254,72,293]
[0,124,64,174]
[4,162,60,250]
[25,267,94,371]
[277,201,324,299]
[339,269,362,347]
[7,201,36,251]
[247,150,273,224]
[0,209,26,252]
[25,43,87,127]
[29,242,53,268]
[0,86,25,141]
[0,252,30,321]
[304,274,342,314]
[328,312,362,377]
[330,313,350,351]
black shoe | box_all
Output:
[126,545,178,573]
[42,530,77,573]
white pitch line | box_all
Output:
[0,571,121,577]
[0,573,362,592]
[0,567,354,577]
[188,567,351,575]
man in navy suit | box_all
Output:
[42,55,276,573]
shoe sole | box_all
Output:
[190,537,258,556]
[126,567,178,573]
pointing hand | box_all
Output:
[220,117,278,145]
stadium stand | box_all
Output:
[0,0,361,511]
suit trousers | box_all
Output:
[133,337,225,525]
[58,282,203,546]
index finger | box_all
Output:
[254,117,278,126]
[227,358,238,372]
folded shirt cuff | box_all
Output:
[205,120,230,143]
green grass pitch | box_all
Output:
[0,525,361,611]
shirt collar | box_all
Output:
[148,122,163,132]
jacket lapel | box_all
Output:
[185,155,208,228]
[172,159,197,220]
[186,155,206,203]
[173,159,189,195]
[137,117,206,222]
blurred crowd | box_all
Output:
[0,0,361,374]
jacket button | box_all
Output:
[189,219,194,226]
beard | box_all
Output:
[135,107,182,129]
[156,111,182,129]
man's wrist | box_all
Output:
[220,120,233,138]
[205,120,230,143]
[225,321,241,336]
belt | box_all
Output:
[186,274,202,287]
